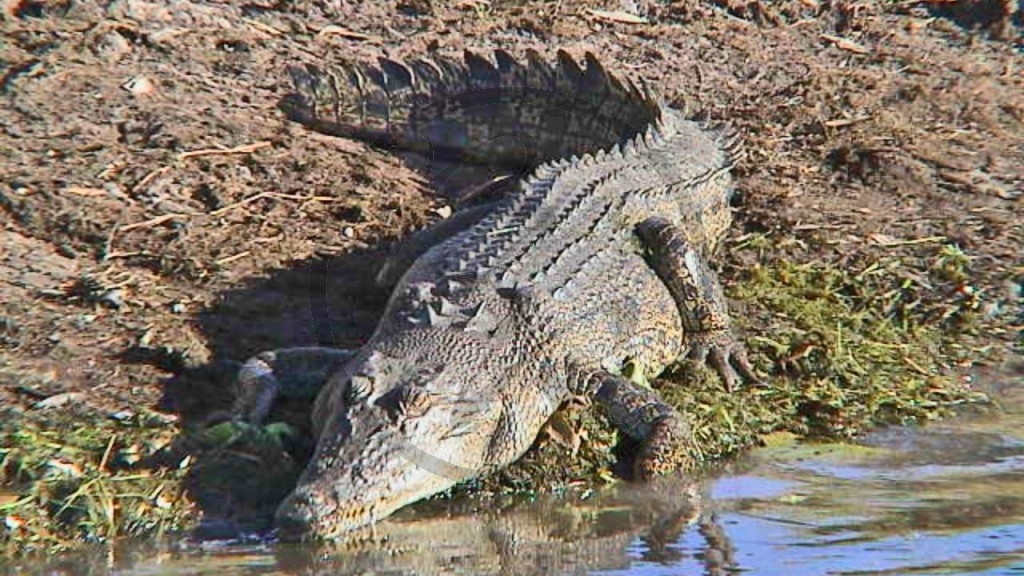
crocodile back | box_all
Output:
[284,50,743,380]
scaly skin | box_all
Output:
[233,50,760,541]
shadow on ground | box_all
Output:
[142,151,532,535]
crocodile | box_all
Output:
[233,49,761,541]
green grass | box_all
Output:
[0,409,193,555]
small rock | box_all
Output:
[343,226,355,239]
[96,30,132,59]
[109,410,135,421]
[122,75,156,97]
[116,444,142,466]
[104,182,129,200]
[74,314,97,328]
[45,459,84,478]
[35,392,85,409]
[100,288,125,308]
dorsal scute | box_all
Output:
[378,57,415,93]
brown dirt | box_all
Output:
[1,0,1021,477]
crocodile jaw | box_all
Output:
[274,461,460,541]
[274,395,499,541]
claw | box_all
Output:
[729,345,765,387]
[686,332,763,391]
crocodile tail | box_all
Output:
[279,49,664,169]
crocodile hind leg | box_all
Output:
[232,347,356,424]
[572,368,695,479]
[636,216,762,390]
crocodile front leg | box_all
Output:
[572,367,694,479]
[636,216,762,390]
[232,347,356,424]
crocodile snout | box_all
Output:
[274,505,313,542]
[274,489,343,542]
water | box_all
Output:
[13,365,1024,575]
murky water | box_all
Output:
[10,364,1024,575]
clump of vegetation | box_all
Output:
[0,407,308,558]
[0,408,193,556]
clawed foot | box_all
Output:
[686,332,763,391]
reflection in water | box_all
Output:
[267,480,737,575]
[5,364,1022,575]
[707,364,1024,575]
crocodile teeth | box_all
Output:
[498,269,517,289]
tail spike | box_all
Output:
[410,58,443,89]
[525,49,556,91]
[464,50,499,87]
[555,50,585,88]
[494,49,519,75]
[379,57,414,93]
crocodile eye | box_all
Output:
[396,386,431,420]
[345,375,372,405]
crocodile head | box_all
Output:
[273,348,542,541]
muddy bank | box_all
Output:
[2,0,1021,554]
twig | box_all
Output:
[317,25,382,43]
[823,115,872,128]
[214,250,251,266]
[869,234,947,247]
[585,9,649,24]
[64,186,107,197]
[179,141,271,160]
[903,355,931,376]
[117,213,191,233]
[820,33,871,54]
[242,18,284,37]
[132,166,171,194]
[98,435,117,471]
[104,251,146,259]
[209,192,338,217]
